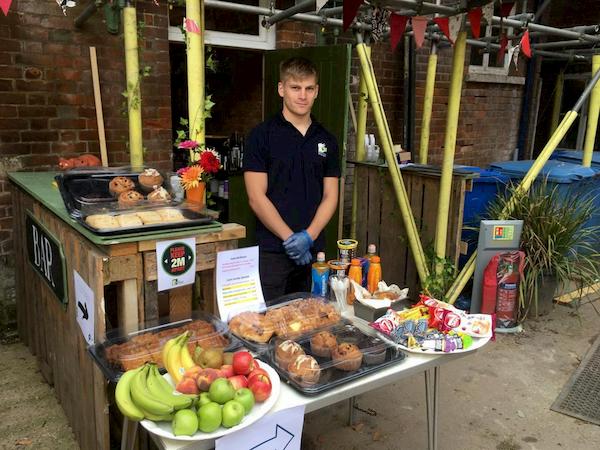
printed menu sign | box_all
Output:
[26,212,67,305]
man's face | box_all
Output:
[278,75,319,119]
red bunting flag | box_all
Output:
[520,30,531,57]
[497,33,509,65]
[343,0,363,32]
[433,17,452,43]
[468,7,483,39]
[500,2,515,18]
[390,14,409,51]
[411,16,428,49]
[0,0,12,16]
[184,18,201,34]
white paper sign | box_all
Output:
[74,270,94,345]
[216,246,265,321]
[216,405,306,450]
[155,237,196,292]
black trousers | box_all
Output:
[259,250,312,305]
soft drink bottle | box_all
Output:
[311,252,330,297]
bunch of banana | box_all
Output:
[163,331,197,384]
[115,363,193,422]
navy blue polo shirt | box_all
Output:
[243,112,340,253]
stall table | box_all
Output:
[9,172,245,450]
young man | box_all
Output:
[243,57,340,304]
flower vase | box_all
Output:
[186,182,206,207]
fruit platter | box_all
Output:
[370,295,493,354]
[116,331,280,441]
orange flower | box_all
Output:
[180,165,204,191]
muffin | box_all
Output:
[275,339,305,368]
[85,214,119,230]
[288,355,321,386]
[361,337,387,365]
[138,168,163,192]
[118,190,144,208]
[331,343,363,371]
[109,176,135,196]
[310,331,337,358]
[147,186,172,203]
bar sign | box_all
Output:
[26,212,67,305]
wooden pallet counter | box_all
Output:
[9,172,245,450]
[353,162,474,295]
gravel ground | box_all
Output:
[1,300,599,450]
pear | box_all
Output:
[199,348,224,369]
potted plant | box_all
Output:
[487,179,600,319]
[176,140,221,207]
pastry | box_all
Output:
[361,337,387,365]
[85,214,119,230]
[116,213,143,228]
[331,343,363,371]
[275,339,305,368]
[287,355,321,386]
[136,210,163,225]
[147,186,172,203]
[138,168,164,192]
[157,208,185,222]
[109,176,135,196]
[228,311,275,343]
[310,331,337,358]
[118,190,144,208]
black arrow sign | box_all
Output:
[249,424,294,450]
[78,301,89,320]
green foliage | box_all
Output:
[487,180,600,320]
[422,246,456,301]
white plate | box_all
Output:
[139,362,281,442]
[396,335,491,354]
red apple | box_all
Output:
[248,374,272,402]
[176,377,199,395]
[228,374,248,390]
[232,351,256,375]
[196,368,220,392]
[247,368,269,384]
[219,364,235,378]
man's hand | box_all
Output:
[283,230,313,259]
[293,250,313,266]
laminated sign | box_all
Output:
[156,238,196,291]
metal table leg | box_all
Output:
[347,396,356,426]
[121,417,138,450]
[424,366,440,450]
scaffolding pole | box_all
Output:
[551,70,565,134]
[583,54,600,167]
[446,68,600,304]
[419,51,438,164]
[187,0,205,144]
[356,43,429,283]
[264,0,316,27]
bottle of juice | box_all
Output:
[347,258,363,304]
[367,256,382,294]
[311,252,330,297]
[362,243,377,287]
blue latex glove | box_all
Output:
[293,250,313,266]
[283,230,313,259]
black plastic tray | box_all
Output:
[88,311,241,383]
[263,323,406,395]
[227,292,342,354]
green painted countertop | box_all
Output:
[8,172,223,246]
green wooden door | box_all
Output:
[229,44,351,257]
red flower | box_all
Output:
[200,151,220,174]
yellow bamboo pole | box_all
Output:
[419,52,438,164]
[123,6,143,169]
[434,31,467,263]
[186,0,205,145]
[550,70,564,134]
[351,45,371,239]
[356,43,429,283]
[583,55,600,167]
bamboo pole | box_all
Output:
[583,55,600,167]
[89,47,108,167]
[123,6,144,169]
[351,45,371,239]
[356,43,429,283]
[187,0,205,145]
[550,70,564,134]
[419,52,438,164]
[434,31,466,263]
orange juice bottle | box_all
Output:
[367,256,382,294]
[347,258,363,304]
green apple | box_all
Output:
[172,409,198,436]
[208,378,235,405]
[198,392,212,407]
[234,388,255,415]
[221,400,245,428]
[197,401,222,433]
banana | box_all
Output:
[161,336,179,369]
[140,407,174,422]
[146,364,192,411]
[166,333,189,384]
[180,341,196,370]
[129,365,174,417]
[115,367,145,421]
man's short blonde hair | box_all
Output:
[279,57,318,83]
